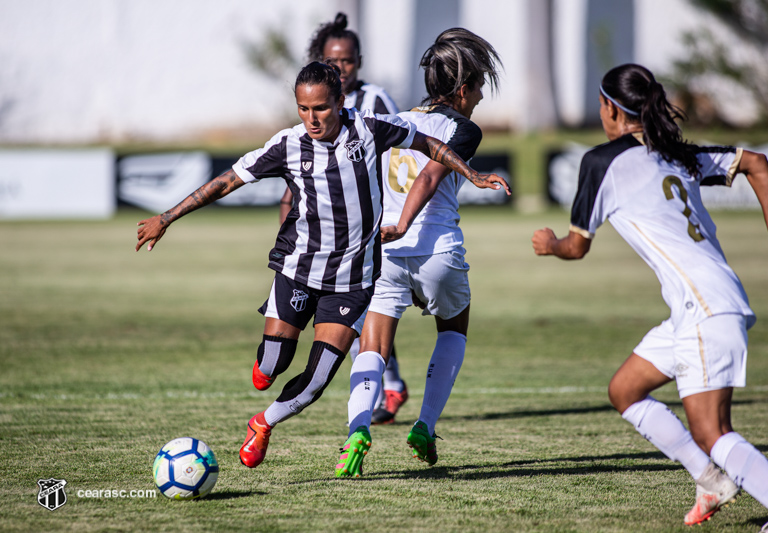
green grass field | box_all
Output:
[1,206,767,532]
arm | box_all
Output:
[531,228,592,260]
[381,161,451,243]
[136,169,245,251]
[278,187,293,226]
[408,132,511,195]
[737,149,768,231]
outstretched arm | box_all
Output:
[737,149,768,231]
[136,169,245,251]
[381,161,451,243]
[531,228,591,260]
[408,132,511,194]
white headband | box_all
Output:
[600,85,639,116]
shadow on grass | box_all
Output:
[204,490,265,500]
[441,398,763,423]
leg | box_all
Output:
[252,318,300,390]
[348,312,399,432]
[611,353,712,478]
[417,304,469,433]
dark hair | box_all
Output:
[307,12,361,62]
[420,28,502,104]
[294,61,343,101]
[601,64,700,177]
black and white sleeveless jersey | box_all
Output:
[570,132,753,331]
[380,104,482,256]
[344,81,399,115]
[232,108,417,292]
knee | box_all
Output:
[608,376,631,414]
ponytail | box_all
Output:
[602,64,700,177]
[306,12,361,63]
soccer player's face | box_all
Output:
[599,94,619,140]
[296,83,343,142]
[323,38,360,95]
[458,81,484,119]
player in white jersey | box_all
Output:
[335,29,506,477]
[532,64,768,527]
[136,61,508,472]
[279,13,408,423]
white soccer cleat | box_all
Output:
[683,463,740,526]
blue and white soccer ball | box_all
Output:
[153,437,219,500]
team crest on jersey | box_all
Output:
[339,306,350,316]
[37,478,67,511]
[301,161,313,172]
[344,140,366,162]
[290,289,308,312]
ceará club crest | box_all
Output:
[344,140,366,162]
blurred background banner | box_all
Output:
[117,153,513,211]
[547,144,768,209]
[0,148,114,219]
[1,0,765,217]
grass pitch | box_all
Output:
[1,206,767,532]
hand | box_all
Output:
[136,215,169,252]
[531,228,557,256]
[381,224,407,243]
[470,172,512,195]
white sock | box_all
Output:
[348,338,360,361]
[418,331,466,434]
[347,351,385,435]
[621,396,711,481]
[383,354,405,393]
[711,431,768,507]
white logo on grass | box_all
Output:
[339,307,350,316]
[37,478,67,511]
[290,290,308,312]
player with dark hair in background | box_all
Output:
[532,63,768,527]
[136,61,510,471]
[335,28,504,477]
[280,12,408,425]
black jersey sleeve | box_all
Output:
[363,114,416,155]
[696,145,739,187]
[233,134,289,182]
[570,134,640,237]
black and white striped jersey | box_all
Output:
[570,133,753,332]
[344,81,398,115]
[232,108,417,292]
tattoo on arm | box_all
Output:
[162,169,242,223]
[424,136,482,185]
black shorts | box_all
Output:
[258,272,373,333]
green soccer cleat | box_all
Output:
[335,426,372,478]
[407,420,438,466]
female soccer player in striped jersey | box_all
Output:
[532,63,768,527]
[335,28,505,477]
[280,14,408,423]
[135,61,509,471]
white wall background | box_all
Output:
[0,0,756,145]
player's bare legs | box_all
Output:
[608,354,741,524]
[608,353,671,413]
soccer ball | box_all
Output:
[153,437,219,500]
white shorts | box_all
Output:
[367,251,470,320]
[633,314,748,399]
